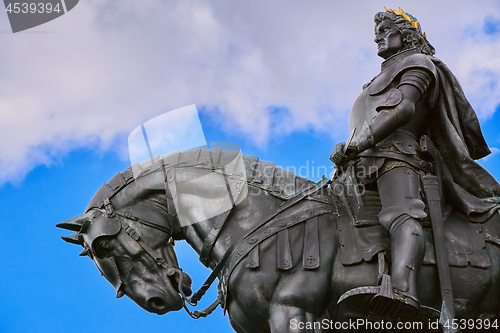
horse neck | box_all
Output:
[181,217,218,256]
[122,151,295,268]
[180,184,284,268]
[172,166,245,258]
[118,157,247,260]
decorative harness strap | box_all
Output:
[188,176,332,305]
[199,150,238,267]
[199,210,232,267]
[160,159,178,220]
[221,198,336,286]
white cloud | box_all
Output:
[0,0,499,183]
[483,147,500,161]
[128,105,207,166]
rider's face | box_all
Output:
[374,19,403,59]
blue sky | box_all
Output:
[0,113,335,333]
[1,1,500,333]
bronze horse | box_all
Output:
[58,149,500,332]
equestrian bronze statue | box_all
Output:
[58,8,500,332]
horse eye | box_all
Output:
[94,237,113,257]
[100,239,111,250]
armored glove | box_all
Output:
[330,142,358,167]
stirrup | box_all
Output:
[392,288,420,318]
[337,274,420,318]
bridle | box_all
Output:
[97,206,180,275]
[91,203,213,319]
[55,153,239,318]
[84,155,230,319]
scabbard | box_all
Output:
[421,174,455,320]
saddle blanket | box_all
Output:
[337,208,500,268]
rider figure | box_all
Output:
[330,7,500,317]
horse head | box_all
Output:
[58,149,250,318]
[57,169,193,315]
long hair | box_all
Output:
[374,11,435,56]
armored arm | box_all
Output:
[331,68,434,167]
[355,69,433,153]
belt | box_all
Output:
[358,149,433,174]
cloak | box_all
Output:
[427,57,500,222]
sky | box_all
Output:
[1,1,500,332]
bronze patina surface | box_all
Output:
[59,8,500,333]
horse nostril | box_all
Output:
[148,297,166,309]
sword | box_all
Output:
[420,135,456,333]
[344,128,356,155]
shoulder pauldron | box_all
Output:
[366,50,437,96]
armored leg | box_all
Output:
[377,166,426,317]
[336,166,427,318]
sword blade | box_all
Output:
[343,128,356,154]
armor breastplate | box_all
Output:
[350,49,437,150]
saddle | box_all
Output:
[331,170,499,269]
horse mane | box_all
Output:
[143,191,170,217]
[85,149,316,211]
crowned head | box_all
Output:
[374,7,435,59]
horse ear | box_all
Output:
[57,214,89,245]
[56,214,87,231]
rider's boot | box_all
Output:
[376,167,426,318]
[386,214,425,318]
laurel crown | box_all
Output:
[384,7,427,38]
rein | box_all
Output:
[160,152,240,318]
